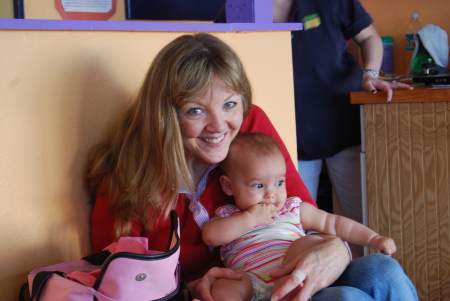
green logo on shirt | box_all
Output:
[302,13,321,30]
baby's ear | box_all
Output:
[219,175,234,196]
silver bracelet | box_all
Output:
[362,68,380,79]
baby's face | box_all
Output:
[227,152,287,212]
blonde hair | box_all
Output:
[221,132,283,176]
[86,33,252,237]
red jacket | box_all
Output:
[91,104,315,282]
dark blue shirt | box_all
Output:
[215,0,372,160]
[290,0,372,160]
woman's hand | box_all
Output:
[269,235,350,301]
[190,267,242,301]
[362,75,413,103]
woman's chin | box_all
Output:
[202,151,229,164]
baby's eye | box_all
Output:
[275,180,285,187]
[252,183,264,189]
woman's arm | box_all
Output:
[270,235,350,301]
[354,25,413,102]
[353,24,383,71]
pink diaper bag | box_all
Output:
[21,210,191,301]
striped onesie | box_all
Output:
[216,197,306,283]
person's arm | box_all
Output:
[354,25,413,103]
[353,24,383,72]
[270,234,350,301]
[300,202,396,255]
[202,204,277,247]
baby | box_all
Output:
[202,132,396,301]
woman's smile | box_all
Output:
[202,134,226,145]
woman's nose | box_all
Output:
[206,110,227,132]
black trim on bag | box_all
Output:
[29,271,66,300]
[82,250,113,265]
[92,210,180,291]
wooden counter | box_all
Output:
[351,87,450,301]
[351,85,450,104]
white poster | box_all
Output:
[62,0,112,13]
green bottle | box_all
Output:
[411,43,433,77]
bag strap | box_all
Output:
[18,282,30,301]
[180,281,193,301]
[82,249,112,265]
[166,210,180,252]
[29,271,65,301]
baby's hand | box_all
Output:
[370,235,397,256]
[247,203,277,227]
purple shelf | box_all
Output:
[0,18,302,32]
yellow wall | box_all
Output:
[0,0,13,18]
[0,29,296,300]
[361,0,450,75]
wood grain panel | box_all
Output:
[423,103,439,299]
[398,103,417,286]
[363,101,450,300]
[409,103,429,299]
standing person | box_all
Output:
[216,1,413,257]
[86,33,417,301]
[272,0,413,227]
[203,132,403,301]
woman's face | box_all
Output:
[178,78,244,167]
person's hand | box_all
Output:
[369,235,397,256]
[269,235,350,301]
[247,203,277,227]
[191,267,242,301]
[361,75,413,103]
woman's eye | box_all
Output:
[224,101,237,109]
[275,180,285,187]
[186,107,203,116]
[252,183,264,189]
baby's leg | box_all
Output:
[272,235,326,300]
[284,234,325,264]
[211,269,254,301]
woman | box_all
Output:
[86,33,417,300]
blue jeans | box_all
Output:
[312,254,418,301]
[298,145,363,225]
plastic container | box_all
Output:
[405,13,422,76]
[411,44,434,77]
[381,36,394,75]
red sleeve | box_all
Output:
[91,194,143,253]
[240,105,316,207]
